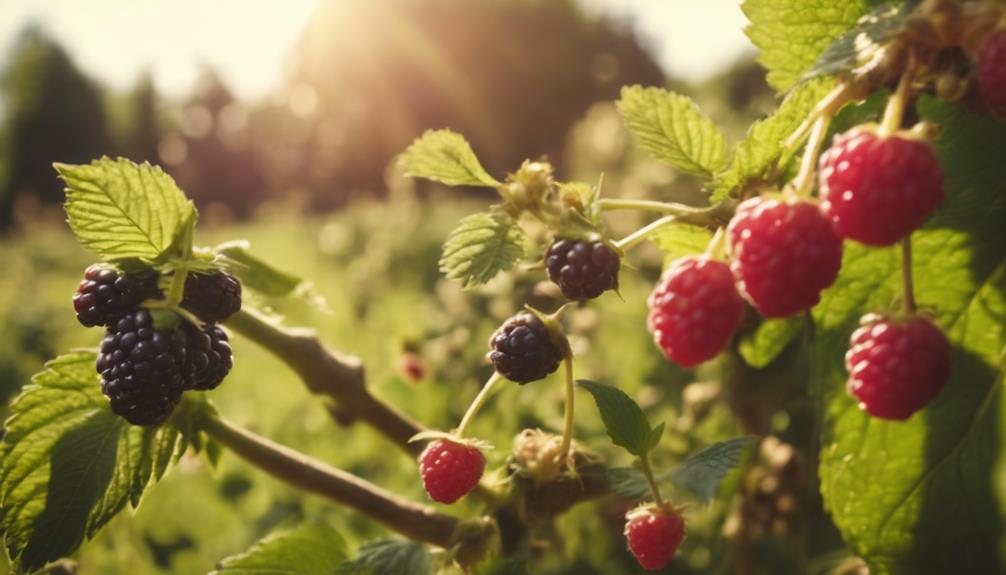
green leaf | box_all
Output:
[648,223,713,264]
[339,538,432,575]
[712,77,835,201]
[211,522,348,575]
[56,157,196,262]
[739,317,803,369]
[743,0,871,91]
[439,211,525,288]
[670,436,758,502]
[216,241,307,298]
[605,467,652,499]
[816,97,1006,574]
[399,130,500,187]
[804,3,912,82]
[577,380,656,458]
[617,86,727,177]
[0,353,187,572]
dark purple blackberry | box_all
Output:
[545,239,620,301]
[96,310,186,426]
[73,264,160,327]
[180,322,233,391]
[488,311,564,384]
[181,271,242,323]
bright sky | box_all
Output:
[0,0,752,101]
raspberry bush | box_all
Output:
[2,1,1006,574]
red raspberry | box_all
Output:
[727,197,843,318]
[624,505,685,571]
[819,127,944,246]
[979,29,1006,120]
[418,439,485,504]
[846,313,951,420]
[647,257,745,367]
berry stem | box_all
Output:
[166,267,188,307]
[901,235,917,315]
[597,198,708,216]
[880,54,917,137]
[703,227,728,260]
[456,371,504,438]
[789,114,831,198]
[557,356,576,467]
[614,215,678,252]
[780,82,855,163]
[639,451,665,507]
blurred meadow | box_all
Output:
[0,1,832,573]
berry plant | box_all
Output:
[2,0,1006,573]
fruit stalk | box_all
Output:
[790,114,830,198]
[901,236,916,314]
[557,357,576,466]
[638,451,665,507]
[456,371,504,438]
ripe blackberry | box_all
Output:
[488,311,564,384]
[96,310,186,426]
[819,127,944,246]
[545,239,620,301]
[727,196,843,318]
[73,264,159,327]
[181,271,242,323]
[979,29,1006,120]
[624,505,685,571]
[647,257,745,367]
[419,439,485,504]
[180,322,233,391]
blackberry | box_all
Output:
[488,311,564,384]
[97,310,186,426]
[545,239,620,301]
[73,264,160,327]
[180,322,233,391]
[181,271,242,323]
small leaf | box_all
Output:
[439,211,525,288]
[399,130,500,187]
[617,86,727,177]
[648,223,713,264]
[648,421,666,452]
[605,467,652,499]
[739,317,803,369]
[216,240,307,298]
[577,380,654,457]
[57,157,196,262]
[339,538,432,575]
[670,436,757,502]
[211,522,348,575]
[804,3,912,82]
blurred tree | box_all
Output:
[0,25,111,229]
[123,71,162,164]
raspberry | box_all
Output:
[845,313,951,420]
[624,505,685,571]
[979,29,1006,120]
[647,257,745,367]
[96,310,186,426]
[545,239,620,301]
[73,264,159,327]
[727,197,843,318]
[418,439,485,504]
[180,322,233,391]
[819,127,944,246]
[487,311,564,384]
[181,271,242,323]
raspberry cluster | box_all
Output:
[73,265,241,425]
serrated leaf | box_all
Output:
[739,317,803,369]
[211,522,348,575]
[57,157,196,262]
[217,241,306,298]
[817,97,1006,574]
[399,130,500,187]
[605,467,652,500]
[712,77,835,201]
[339,538,432,575]
[743,0,871,91]
[805,3,912,82]
[648,223,712,264]
[577,380,655,458]
[439,211,525,288]
[0,353,187,572]
[670,436,757,503]
[617,86,727,177]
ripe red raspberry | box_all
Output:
[487,311,564,384]
[624,505,685,571]
[418,439,485,504]
[979,29,1006,120]
[545,238,620,300]
[727,197,843,318]
[819,127,944,246]
[647,257,745,367]
[73,264,160,327]
[181,271,242,323]
[846,313,951,420]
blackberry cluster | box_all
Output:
[73,265,160,327]
[545,239,620,301]
[488,311,564,384]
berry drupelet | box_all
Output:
[545,238,620,301]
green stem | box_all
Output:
[780,82,854,163]
[199,409,460,547]
[901,236,916,315]
[789,114,831,198]
[166,267,188,307]
[639,452,665,507]
[456,372,504,438]
[614,215,677,252]
[880,54,916,136]
[597,198,708,216]
[557,357,576,467]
